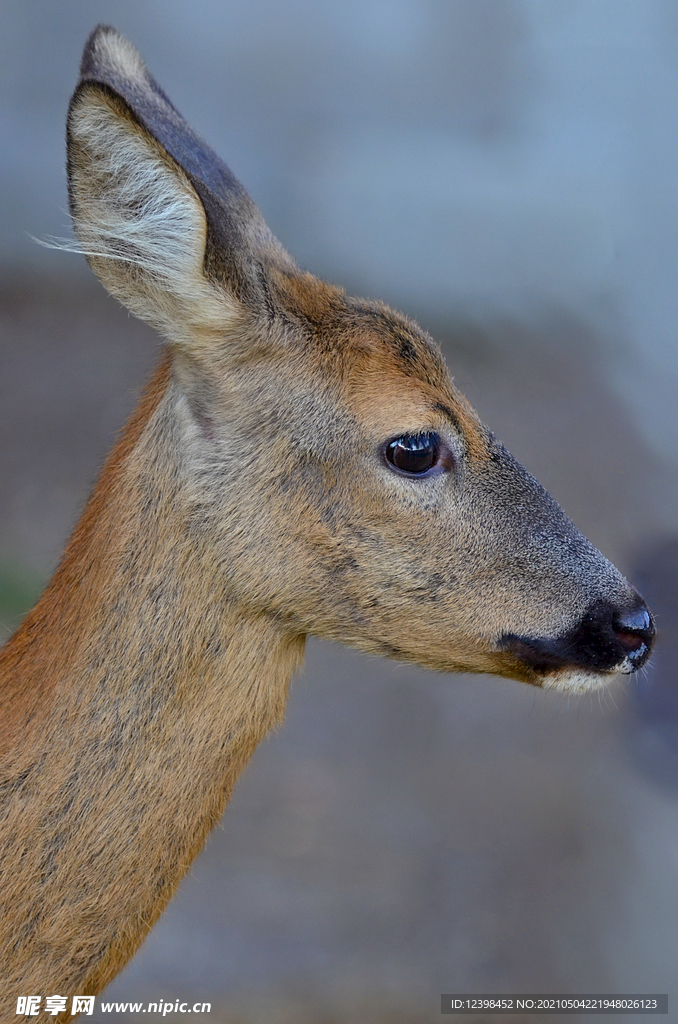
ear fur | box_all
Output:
[68,86,234,345]
[67,26,297,346]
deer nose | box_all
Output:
[561,595,655,674]
[611,602,655,668]
[499,594,655,677]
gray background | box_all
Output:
[2,2,678,1022]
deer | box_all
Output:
[0,24,655,1018]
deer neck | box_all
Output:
[0,354,305,996]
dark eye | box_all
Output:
[384,432,440,476]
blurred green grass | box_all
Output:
[0,561,45,642]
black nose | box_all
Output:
[612,604,655,665]
[499,595,655,676]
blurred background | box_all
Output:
[2,2,678,1022]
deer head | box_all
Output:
[66,25,654,695]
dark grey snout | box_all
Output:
[500,594,655,677]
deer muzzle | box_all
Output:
[498,593,655,681]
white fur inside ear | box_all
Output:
[68,88,239,345]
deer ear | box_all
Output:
[67,25,296,345]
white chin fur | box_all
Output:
[540,668,619,694]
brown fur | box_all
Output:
[0,27,650,1020]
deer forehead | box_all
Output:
[346,366,486,451]
[255,292,491,459]
[337,350,488,464]
[196,306,485,455]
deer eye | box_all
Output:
[384,432,440,476]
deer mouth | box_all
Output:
[497,595,655,690]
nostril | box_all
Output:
[612,602,655,656]
[614,629,646,653]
